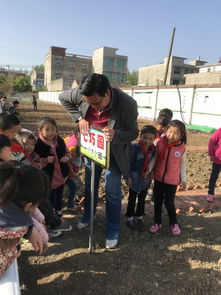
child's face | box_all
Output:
[23,137,36,154]
[0,125,21,140]
[166,126,181,143]
[155,123,167,135]
[40,123,57,141]
[140,132,156,148]
[0,146,12,161]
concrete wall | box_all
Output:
[39,85,221,129]
[185,72,221,85]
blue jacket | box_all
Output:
[129,142,156,192]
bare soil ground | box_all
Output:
[17,102,221,295]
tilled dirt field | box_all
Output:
[17,102,221,295]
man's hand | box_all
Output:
[102,127,115,142]
[78,119,89,134]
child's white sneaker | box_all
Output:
[77,222,89,229]
[105,238,118,249]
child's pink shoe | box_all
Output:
[149,224,162,233]
[207,195,215,202]
[170,224,181,235]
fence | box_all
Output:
[38,85,221,129]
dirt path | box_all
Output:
[17,102,221,295]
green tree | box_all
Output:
[12,76,32,92]
[0,75,13,96]
[35,85,47,91]
[126,70,138,86]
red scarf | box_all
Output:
[138,139,155,177]
[157,136,181,163]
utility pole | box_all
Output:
[163,27,176,86]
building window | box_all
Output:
[69,75,74,81]
[103,72,113,81]
[55,73,61,79]
[54,59,62,65]
[82,64,88,71]
[207,68,211,72]
[174,67,181,74]
[184,69,189,74]
[104,57,114,68]
[172,79,179,85]
[116,73,125,83]
[116,59,126,68]
[69,61,75,68]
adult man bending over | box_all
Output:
[59,74,138,249]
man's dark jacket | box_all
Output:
[59,86,139,177]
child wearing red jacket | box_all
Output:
[207,128,221,202]
[150,120,187,236]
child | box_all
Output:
[150,109,173,206]
[155,115,171,140]
[150,120,187,235]
[64,131,82,212]
[20,131,70,236]
[34,116,72,230]
[0,134,49,247]
[158,108,173,120]
[155,108,173,141]
[207,128,221,202]
[0,113,69,236]
[0,161,50,276]
[20,131,42,169]
[125,125,157,232]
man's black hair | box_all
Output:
[79,74,110,97]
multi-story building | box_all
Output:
[30,68,44,90]
[0,68,26,79]
[92,46,127,85]
[44,46,92,91]
[138,56,199,86]
[185,61,221,85]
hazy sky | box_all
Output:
[1,0,221,71]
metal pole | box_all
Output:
[154,86,159,120]
[89,161,95,253]
[188,85,196,125]
[163,27,176,86]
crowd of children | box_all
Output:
[0,104,220,286]
[0,111,83,281]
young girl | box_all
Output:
[20,131,42,169]
[34,117,71,219]
[150,120,187,235]
[0,161,50,276]
[207,128,221,202]
[125,125,157,231]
